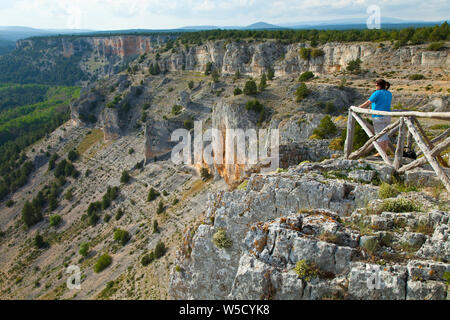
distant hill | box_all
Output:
[179,18,447,31]
[0,27,94,55]
[0,26,93,41]
[243,22,283,30]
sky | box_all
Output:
[0,0,448,30]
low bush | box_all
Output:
[141,252,155,266]
[324,101,336,114]
[361,237,380,255]
[211,70,220,83]
[156,201,165,214]
[409,74,425,80]
[267,67,275,80]
[79,242,89,257]
[171,105,183,115]
[49,214,62,227]
[147,188,160,202]
[94,254,112,273]
[378,183,400,199]
[243,80,257,95]
[347,58,362,74]
[311,48,325,58]
[120,170,130,184]
[299,71,314,82]
[115,208,124,220]
[34,232,47,249]
[141,240,166,266]
[245,99,263,113]
[381,198,421,213]
[204,62,212,75]
[312,115,337,139]
[426,42,445,51]
[233,87,242,95]
[212,228,232,248]
[68,150,78,162]
[258,73,267,91]
[114,229,131,246]
[154,240,166,258]
[294,83,310,102]
[299,47,312,60]
[294,260,320,281]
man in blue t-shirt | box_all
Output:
[356,79,392,153]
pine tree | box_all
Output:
[156,201,164,214]
[22,201,35,227]
[259,73,267,91]
[267,67,274,80]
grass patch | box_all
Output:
[413,222,434,236]
[378,181,419,199]
[378,183,400,199]
[97,280,119,299]
[77,128,104,156]
[430,124,450,130]
[237,179,249,190]
[380,198,421,213]
[361,237,380,255]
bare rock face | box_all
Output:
[100,107,121,140]
[159,41,449,77]
[178,91,191,108]
[169,159,450,300]
[70,90,104,126]
[210,98,342,184]
[348,263,407,299]
[210,99,260,184]
[421,97,449,112]
[144,119,178,163]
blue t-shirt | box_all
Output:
[369,89,392,118]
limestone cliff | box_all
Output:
[156,41,450,77]
[169,159,450,300]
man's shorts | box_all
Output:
[372,116,391,142]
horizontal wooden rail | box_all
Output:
[350,106,450,120]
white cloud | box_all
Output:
[0,0,448,30]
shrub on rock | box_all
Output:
[213,228,232,249]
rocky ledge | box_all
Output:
[168,159,449,300]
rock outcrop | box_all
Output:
[168,159,449,300]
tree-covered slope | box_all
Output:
[0,85,80,201]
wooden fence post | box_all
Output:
[394,117,406,170]
[344,110,355,159]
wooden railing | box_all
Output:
[344,106,450,191]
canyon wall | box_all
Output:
[16,36,450,83]
[157,41,450,77]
